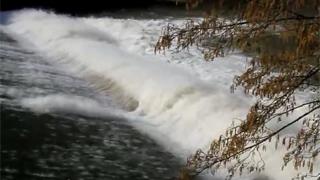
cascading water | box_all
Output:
[1,9,318,180]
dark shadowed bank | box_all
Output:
[1,0,187,15]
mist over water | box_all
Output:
[1,9,318,180]
[2,9,249,154]
[0,29,182,180]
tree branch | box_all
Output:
[192,105,320,176]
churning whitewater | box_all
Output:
[2,9,317,180]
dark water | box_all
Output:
[0,31,182,180]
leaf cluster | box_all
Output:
[155,0,320,179]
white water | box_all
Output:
[20,94,123,118]
[2,9,318,180]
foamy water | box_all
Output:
[2,9,318,180]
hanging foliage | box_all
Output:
[155,0,320,179]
